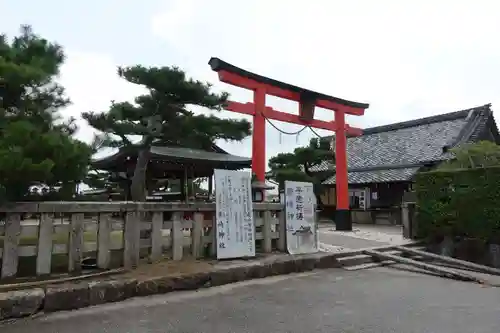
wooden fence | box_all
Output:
[0,202,285,280]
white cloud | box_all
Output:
[58,50,146,144]
[150,0,500,162]
[47,0,500,171]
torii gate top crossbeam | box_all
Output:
[209,57,369,115]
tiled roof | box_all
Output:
[92,144,251,170]
[315,104,498,185]
[323,167,420,185]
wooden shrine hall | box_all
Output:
[91,144,251,201]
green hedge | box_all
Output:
[415,166,500,242]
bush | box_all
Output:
[415,166,500,242]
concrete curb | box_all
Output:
[0,251,342,321]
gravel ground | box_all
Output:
[317,223,412,253]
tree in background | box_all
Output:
[267,137,332,207]
[0,25,92,201]
[82,65,251,201]
[438,141,500,170]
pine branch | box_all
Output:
[83,62,252,201]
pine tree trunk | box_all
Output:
[130,148,151,201]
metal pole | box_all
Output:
[183,167,188,203]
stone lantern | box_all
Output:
[251,181,274,202]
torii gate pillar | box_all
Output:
[209,58,369,231]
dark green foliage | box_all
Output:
[82,65,251,200]
[0,26,92,201]
[267,137,332,205]
[439,141,500,170]
[83,65,251,149]
[416,166,500,242]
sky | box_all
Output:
[1,0,500,166]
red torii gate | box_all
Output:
[209,58,369,230]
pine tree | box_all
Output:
[82,65,251,201]
[0,25,92,201]
[267,137,332,207]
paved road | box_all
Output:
[3,267,500,333]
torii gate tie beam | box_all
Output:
[209,58,369,231]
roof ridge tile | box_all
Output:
[360,104,491,136]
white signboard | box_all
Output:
[214,169,255,259]
[284,181,318,255]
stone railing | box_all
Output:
[0,202,285,280]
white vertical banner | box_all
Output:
[284,181,318,255]
[214,169,255,259]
